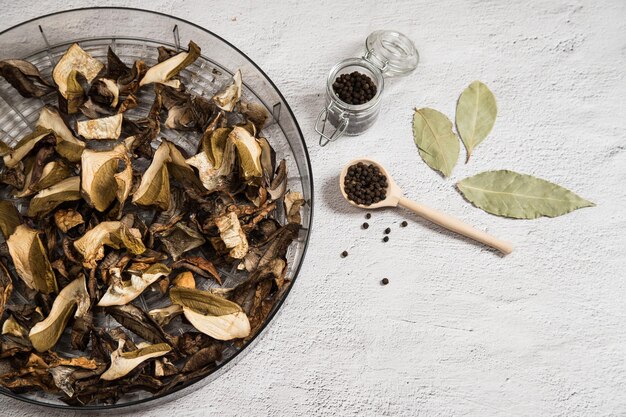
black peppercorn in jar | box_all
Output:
[315,30,419,146]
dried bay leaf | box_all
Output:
[456,81,497,162]
[412,108,459,177]
[457,170,595,219]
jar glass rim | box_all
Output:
[326,58,384,111]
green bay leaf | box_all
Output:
[412,108,459,177]
[457,170,595,219]
[170,286,241,316]
[456,81,497,162]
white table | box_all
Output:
[1,1,625,416]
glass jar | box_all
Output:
[315,30,419,146]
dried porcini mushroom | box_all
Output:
[89,78,119,108]
[170,287,250,340]
[0,200,20,238]
[29,275,90,352]
[0,59,53,98]
[7,225,57,294]
[53,208,84,233]
[213,69,242,112]
[284,191,305,224]
[74,221,146,268]
[81,143,131,211]
[27,176,81,217]
[37,106,86,162]
[0,41,301,405]
[101,340,171,381]
[139,41,201,88]
[53,43,104,102]
[215,212,249,259]
[76,113,123,140]
[98,263,169,306]
[133,140,197,210]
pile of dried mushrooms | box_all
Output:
[0,41,303,405]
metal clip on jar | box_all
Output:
[315,30,419,146]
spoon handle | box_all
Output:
[397,197,513,255]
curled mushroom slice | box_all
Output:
[156,222,206,261]
[27,176,81,217]
[15,159,72,198]
[258,137,276,183]
[7,224,57,294]
[215,212,249,259]
[100,340,171,381]
[268,159,287,201]
[76,113,123,140]
[212,69,242,112]
[133,140,197,211]
[89,78,119,108]
[53,43,104,101]
[239,100,269,132]
[28,275,90,352]
[2,315,27,338]
[74,221,146,268]
[81,143,131,211]
[284,191,305,224]
[37,106,85,162]
[0,200,20,238]
[97,263,170,307]
[170,287,250,341]
[231,126,263,181]
[148,304,183,327]
[0,59,53,98]
[187,134,237,192]
[60,69,86,114]
[2,127,54,169]
[139,41,201,88]
[0,263,13,318]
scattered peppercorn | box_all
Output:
[384,227,391,234]
[362,222,369,229]
[344,162,388,206]
[401,221,408,227]
[381,278,389,285]
[332,71,377,105]
[365,213,371,219]
[341,250,348,258]
[383,236,389,242]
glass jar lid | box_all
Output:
[364,30,419,77]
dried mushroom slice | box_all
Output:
[215,212,249,259]
[74,221,146,268]
[53,208,84,233]
[268,159,287,200]
[27,176,81,217]
[106,303,174,345]
[212,69,242,112]
[148,304,183,327]
[239,101,269,132]
[61,69,86,114]
[156,222,206,261]
[76,113,123,140]
[3,126,54,169]
[284,191,305,224]
[133,140,197,210]
[53,43,104,100]
[16,159,73,198]
[0,141,10,156]
[7,224,57,294]
[0,263,13,318]
[0,200,20,238]
[139,41,201,88]
[100,340,171,381]
[29,275,90,352]
[89,78,119,108]
[0,59,53,98]
[187,133,238,192]
[159,86,214,131]
[170,287,250,341]
[231,126,263,181]
[37,106,86,162]
[98,263,169,306]
[81,143,131,211]
[1,315,27,338]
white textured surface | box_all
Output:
[1,0,625,416]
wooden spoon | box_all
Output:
[339,158,513,255]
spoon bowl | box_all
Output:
[339,158,513,255]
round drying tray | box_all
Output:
[0,7,312,411]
